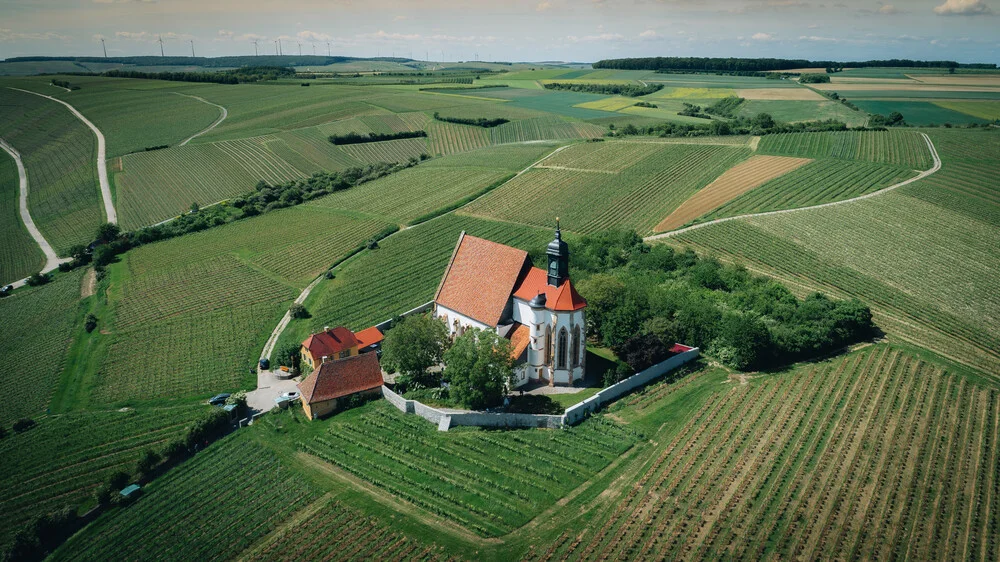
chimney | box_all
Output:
[324,326,330,332]
[322,356,328,364]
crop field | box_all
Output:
[0,269,83,425]
[655,155,812,232]
[340,137,429,163]
[284,214,553,345]
[736,87,826,100]
[0,150,44,284]
[94,207,389,403]
[537,140,666,173]
[421,141,557,171]
[933,100,1000,121]
[52,434,319,562]
[704,159,918,220]
[490,116,604,143]
[0,405,204,550]
[463,142,751,234]
[534,346,1000,560]
[757,129,933,169]
[426,120,492,156]
[737,100,867,127]
[574,96,644,112]
[0,88,104,253]
[504,91,621,119]
[853,100,990,126]
[298,401,639,537]
[650,87,738,100]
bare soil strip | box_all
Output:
[172,93,228,146]
[654,155,812,233]
[9,87,116,224]
[648,132,940,239]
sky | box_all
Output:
[0,0,997,64]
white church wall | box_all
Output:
[435,305,490,336]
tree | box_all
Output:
[84,314,98,333]
[25,272,49,287]
[189,201,200,213]
[288,303,309,319]
[614,332,669,372]
[93,245,117,267]
[274,343,300,373]
[443,328,514,410]
[712,312,772,370]
[751,112,776,130]
[380,314,449,388]
[95,222,120,244]
[136,449,161,478]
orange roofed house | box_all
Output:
[434,222,587,387]
[300,325,384,371]
[297,352,384,419]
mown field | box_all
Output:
[0,269,83,425]
[93,206,392,404]
[463,140,751,234]
[0,150,44,284]
[530,346,1000,560]
[853,100,990,126]
[0,88,104,254]
[0,406,205,549]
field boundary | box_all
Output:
[172,93,228,146]
[646,132,941,240]
[0,137,70,288]
[9,87,117,224]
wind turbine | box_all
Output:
[158,34,164,57]
[312,43,316,55]
[278,38,283,55]
[253,39,259,56]
[101,38,108,58]
[190,40,195,57]
[274,40,279,55]
[297,42,302,56]
[326,41,331,56]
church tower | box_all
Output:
[546,219,569,287]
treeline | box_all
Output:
[104,66,294,84]
[543,82,663,97]
[593,57,996,72]
[799,73,831,83]
[328,130,427,145]
[432,112,508,128]
[50,79,79,90]
[572,231,876,372]
[705,96,745,118]
[609,113,850,138]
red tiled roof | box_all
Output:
[507,323,531,360]
[512,267,587,312]
[297,352,383,404]
[669,343,694,354]
[434,233,530,327]
[302,326,360,361]
[355,326,384,348]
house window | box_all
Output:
[339,350,350,359]
[571,326,581,368]
[544,326,552,366]
[557,328,568,370]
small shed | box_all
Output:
[120,484,142,499]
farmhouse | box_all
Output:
[300,325,384,371]
[434,222,587,387]
[297,352,384,419]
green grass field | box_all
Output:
[0,269,84,425]
[757,129,933,169]
[933,100,1000,121]
[704,159,917,220]
[853,100,990,126]
[463,140,751,234]
[0,88,104,254]
[0,405,205,550]
[738,99,867,126]
[0,150,44,284]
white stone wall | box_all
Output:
[435,305,491,337]
[511,299,586,385]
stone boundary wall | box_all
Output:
[373,301,434,332]
[381,386,562,430]
[563,348,700,425]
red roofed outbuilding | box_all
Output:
[301,325,384,372]
[297,352,384,419]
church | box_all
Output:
[433,222,587,387]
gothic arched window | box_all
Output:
[544,325,552,366]
[571,326,581,368]
[557,328,568,370]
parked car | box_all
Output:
[259,358,270,370]
[0,285,12,297]
[280,391,300,401]
[208,393,231,406]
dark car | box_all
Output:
[259,358,270,370]
[208,393,231,406]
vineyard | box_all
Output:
[340,137,429,164]
[490,117,604,144]
[0,270,83,425]
[421,142,556,172]
[527,346,1000,561]
[0,88,104,253]
[94,207,389,403]
[756,129,933,169]
[298,402,640,537]
[427,120,491,156]
[52,434,319,562]
[281,214,553,348]
[0,406,205,550]
[655,155,812,232]
[307,165,511,224]
[536,140,665,173]
[703,159,918,221]
[463,143,751,234]
[0,150,44,284]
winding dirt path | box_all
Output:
[0,138,71,288]
[172,93,228,146]
[645,132,941,241]
[9,87,117,224]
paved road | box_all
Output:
[0,137,71,288]
[9,87,117,224]
[645,132,941,241]
[246,369,301,415]
[172,93,228,146]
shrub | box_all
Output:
[84,314,98,333]
[94,483,112,506]
[135,449,162,478]
[107,470,131,491]
[25,273,50,287]
[12,418,36,433]
[289,303,309,319]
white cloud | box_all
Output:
[798,35,841,42]
[638,29,659,39]
[358,30,422,41]
[216,29,234,40]
[751,32,776,41]
[393,15,408,21]
[115,31,152,40]
[298,30,333,41]
[933,0,994,15]
[565,33,625,43]
[537,1,552,11]
[878,4,900,14]
[0,29,69,42]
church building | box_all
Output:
[433,222,587,387]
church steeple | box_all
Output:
[546,218,569,287]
